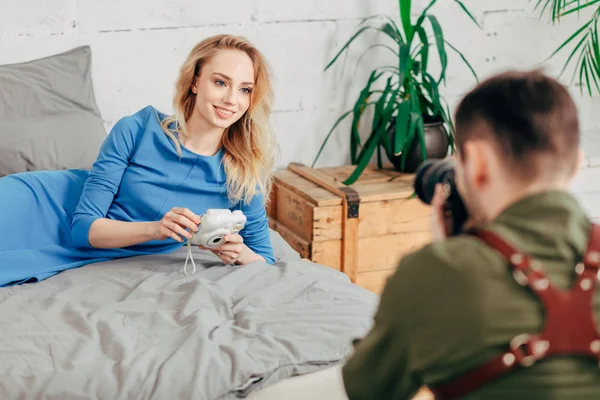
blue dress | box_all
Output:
[0,105,274,287]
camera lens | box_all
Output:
[414,158,455,205]
[414,159,435,204]
[206,235,226,248]
[413,158,469,236]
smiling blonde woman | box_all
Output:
[0,34,279,287]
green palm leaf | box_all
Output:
[356,44,400,68]
[582,53,593,96]
[554,24,592,77]
[535,0,569,22]
[444,40,479,82]
[544,5,600,95]
[398,43,412,87]
[562,0,600,17]
[415,0,438,31]
[382,22,404,43]
[453,0,481,28]
[415,26,430,77]
[312,102,378,168]
[427,15,448,84]
[421,71,443,115]
[399,0,414,41]
[358,14,404,42]
[315,0,479,181]
[324,25,404,71]
[393,101,411,155]
[343,83,401,185]
[548,18,594,59]
[350,71,385,163]
[371,78,393,140]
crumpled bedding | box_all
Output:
[0,247,378,400]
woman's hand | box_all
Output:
[200,233,265,265]
[151,207,201,242]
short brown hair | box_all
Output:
[454,69,580,179]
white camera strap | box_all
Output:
[184,216,204,276]
[184,238,196,276]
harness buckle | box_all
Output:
[509,334,539,367]
[587,251,600,265]
[512,270,529,286]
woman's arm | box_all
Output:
[88,207,201,248]
[71,113,201,249]
[235,191,275,264]
[70,116,139,248]
[88,219,156,248]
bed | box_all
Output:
[0,241,378,399]
[0,46,379,399]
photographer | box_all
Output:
[342,69,600,399]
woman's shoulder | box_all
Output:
[109,105,170,138]
[114,105,166,126]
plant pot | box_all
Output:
[387,117,449,173]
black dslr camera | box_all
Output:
[413,158,469,236]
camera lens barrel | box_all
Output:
[414,158,455,205]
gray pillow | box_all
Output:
[0,46,106,176]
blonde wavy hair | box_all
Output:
[160,34,278,205]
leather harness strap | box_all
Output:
[430,224,600,399]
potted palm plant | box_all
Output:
[312,0,480,185]
[536,0,600,96]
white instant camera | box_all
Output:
[190,209,246,249]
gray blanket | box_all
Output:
[0,247,378,400]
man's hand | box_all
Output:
[430,183,453,242]
[200,233,265,265]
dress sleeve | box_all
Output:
[70,117,139,247]
[238,190,275,264]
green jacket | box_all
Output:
[342,190,600,399]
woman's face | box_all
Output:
[191,49,255,131]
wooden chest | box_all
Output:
[267,163,432,294]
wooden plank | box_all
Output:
[288,162,354,201]
[342,201,359,283]
[357,231,432,273]
[266,180,278,218]
[268,163,432,292]
[313,206,343,241]
[275,186,314,242]
[320,164,401,184]
[275,163,419,204]
[268,218,311,258]
[320,164,417,202]
[288,163,361,280]
[358,198,431,238]
[273,185,341,243]
[356,268,397,294]
[311,240,342,271]
[273,170,341,207]
[349,181,415,202]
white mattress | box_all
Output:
[247,364,349,400]
[247,364,435,400]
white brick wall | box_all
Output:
[1,0,600,215]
